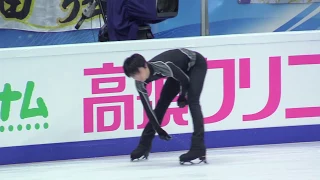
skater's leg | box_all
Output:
[131,78,180,160]
[141,77,181,135]
[135,77,180,146]
[180,53,208,164]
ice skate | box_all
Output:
[179,149,207,165]
[130,128,155,162]
[130,144,151,161]
[179,136,207,165]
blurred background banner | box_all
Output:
[238,0,320,3]
[0,0,103,32]
[1,0,319,48]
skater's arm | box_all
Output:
[166,62,190,97]
[135,81,171,141]
[135,81,160,126]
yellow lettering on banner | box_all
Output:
[0,0,35,21]
[58,0,81,26]
[0,0,102,31]
[56,0,103,30]
[4,1,9,11]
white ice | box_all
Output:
[0,142,319,180]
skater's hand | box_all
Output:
[177,95,188,108]
[156,127,172,141]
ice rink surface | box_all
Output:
[0,141,319,180]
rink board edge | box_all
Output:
[0,124,320,165]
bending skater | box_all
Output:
[123,48,208,164]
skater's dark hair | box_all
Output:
[123,53,147,77]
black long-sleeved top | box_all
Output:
[135,48,197,125]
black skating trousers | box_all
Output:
[138,50,208,139]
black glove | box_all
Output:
[155,127,172,141]
[177,95,188,108]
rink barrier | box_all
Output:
[0,31,320,165]
[0,124,320,165]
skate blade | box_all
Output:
[180,156,208,165]
[130,154,149,162]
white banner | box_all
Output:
[0,31,320,148]
[0,0,103,32]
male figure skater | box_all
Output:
[123,48,207,164]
